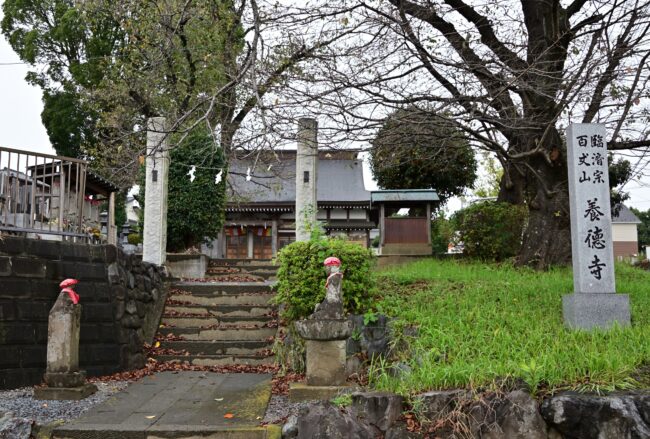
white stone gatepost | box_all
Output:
[563,123,630,330]
[142,117,170,266]
[295,118,318,242]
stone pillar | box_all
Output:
[143,117,170,266]
[563,123,630,330]
[295,118,318,242]
[108,192,117,245]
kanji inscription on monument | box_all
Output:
[563,123,630,330]
[567,124,615,293]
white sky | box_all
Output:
[0,2,648,215]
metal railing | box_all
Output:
[0,146,92,241]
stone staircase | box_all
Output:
[153,259,279,367]
[205,258,279,281]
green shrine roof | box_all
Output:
[370,189,440,204]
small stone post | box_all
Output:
[35,279,97,400]
[563,123,631,330]
[143,117,170,266]
[295,118,318,242]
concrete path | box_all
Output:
[53,372,279,439]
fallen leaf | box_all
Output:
[154,341,161,348]
[224,413,235,419]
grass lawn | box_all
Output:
[371,258,650,395]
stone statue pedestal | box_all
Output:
[289,256,359,401]
[295,319,352,386]
[34,293,97,400]
[290,318,357,402]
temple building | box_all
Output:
[203,150,376,259]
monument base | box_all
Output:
[34,383,97,400]
[305,339,347,386]
[288,382,359,403]
[562,293,630,330]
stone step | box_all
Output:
[159,340,273,356]
[209,258,275,267]
[169,292,275,306]
[52,372,278,439]
[55,426,277,439]
[165,304,275,317]
[201,274,266,283]
[161,315,275,328]
[158,326,277,341]
[205,270,276,280]
[155,354,275,366]
[206,265,279,274]
[172,282,274,294]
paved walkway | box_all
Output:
[53,372,279,439]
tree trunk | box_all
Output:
[497,161,525,205]
[517,181,572,269]
[500,128,572,269]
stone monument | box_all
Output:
[295,118,318,242]
[291,257,354,401]
[142,116,170,266]
[563,123,631,330]
[35,279,97,400]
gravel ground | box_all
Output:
[263,395,311,425]
[0,381,130,425]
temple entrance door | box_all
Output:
[252,227,272,259]
[225,227,248,258]
[225,226,273,259]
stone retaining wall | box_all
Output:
[0,236,167,389]
[288,390,650,438]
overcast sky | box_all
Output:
[1,3,650,214]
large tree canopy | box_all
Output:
[289,0,650,268]
[2,0,346,182]
[2,0,120,158]
[3,0,349,250]
[369,108,477,204]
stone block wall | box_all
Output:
[0,236,167,389]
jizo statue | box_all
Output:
[35,278,97,399]
[324,256,343,303]
[312,256,344,319]
[45,278,83,380]
[60,278,80,304]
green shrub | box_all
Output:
[431,214,455,254]
[273,238,377,322]
[454,201,527,260]
[127,233,141,245]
